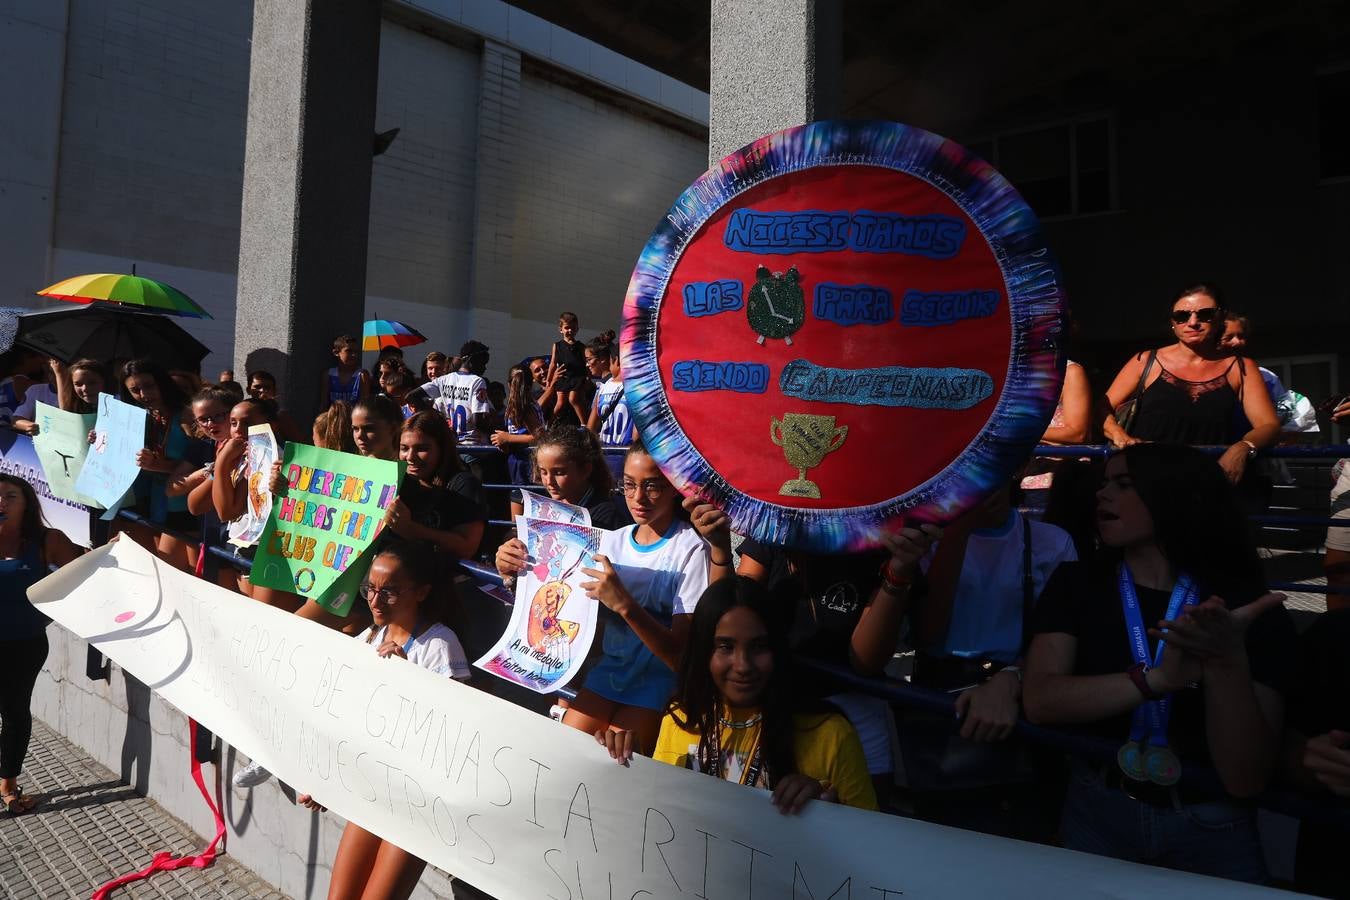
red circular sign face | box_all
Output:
[622,120,1064,552]
[656,166,1010,510]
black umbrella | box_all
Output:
[15,306,211,371]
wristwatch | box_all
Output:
[1240,439,1258,458]
[998,665,1022,684]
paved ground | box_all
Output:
[0,720,287,900]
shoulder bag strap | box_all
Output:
[1019,515,1034,653]
[1135,349,1158,401]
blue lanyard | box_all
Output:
[1118,564,1198,747]
[384,619,423,656]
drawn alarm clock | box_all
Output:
[746,265,805,345]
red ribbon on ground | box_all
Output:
[89,718,226,898]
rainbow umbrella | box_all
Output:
[37,273,211,319]
[362,318,427,352]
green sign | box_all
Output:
[248,444,403,615]
[32,402,101,507]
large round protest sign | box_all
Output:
[621,120,1066,552]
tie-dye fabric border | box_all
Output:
[620,120,1066,553]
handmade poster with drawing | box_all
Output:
[32,402,100,507]
[74,394,146,512]
[521,491,590,526]
[621,120,1067,552]
[474,518,602,693]
[228,424,280,547]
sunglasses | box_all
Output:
[1171,308,1220,325]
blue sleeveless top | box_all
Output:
[328,368,362,405]
[0,535,50,639]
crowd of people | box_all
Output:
[0,291,1347,899]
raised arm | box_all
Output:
[211,438,248,522]
[850,524,941,676]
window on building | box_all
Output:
[1318,67,1350,180]
[967,116,1115,219]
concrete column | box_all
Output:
[707,0,841,164]
[465,41,523,361]
[0,1,69,301]
[233,0,382,421]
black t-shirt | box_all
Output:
[1288,609,1350,738]
[400,472,488,533]
[1288,610,1350,900]
[739,538,887,664]
[506,487,633,531]
[1031,558,1297,763]
[582,491,632,531]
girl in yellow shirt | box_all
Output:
[598,576,877,813]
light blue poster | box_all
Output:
[74,394,147,510]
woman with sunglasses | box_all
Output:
[1101,283,1278,485]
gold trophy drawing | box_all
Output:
[770,413,848,499]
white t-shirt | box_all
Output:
[920,509,1077,664]
[14,383,58,421]
[420,371,493,441]
[591,378,633,446]
[585,519,710,709]
[356,622,471,680]
[599,520,708,618]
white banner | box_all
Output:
[30,540,1287,899]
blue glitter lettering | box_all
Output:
[682,280,744,317]
[813,283,893,325]
[779,359,993,410]
[899,289,1001,326]
[670,361,769,394]
[848,211,966,259]
[723,210,852,253]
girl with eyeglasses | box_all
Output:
[1101,283,1279,486]
[522,438,731,754]
[597,576,878,813]
[236,398,404,791]
[296,543,469,900]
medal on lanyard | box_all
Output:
[708,717,765,788]
[1117,564,1197,786]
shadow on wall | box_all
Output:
[245,346,323,426]
[119,669,152,795]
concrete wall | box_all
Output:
[504,70,706,356]
[9,2,708,383]
[54,0,252,277]
[0,1,69,307]
[364,25,481,368]
[33,624,461,899]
